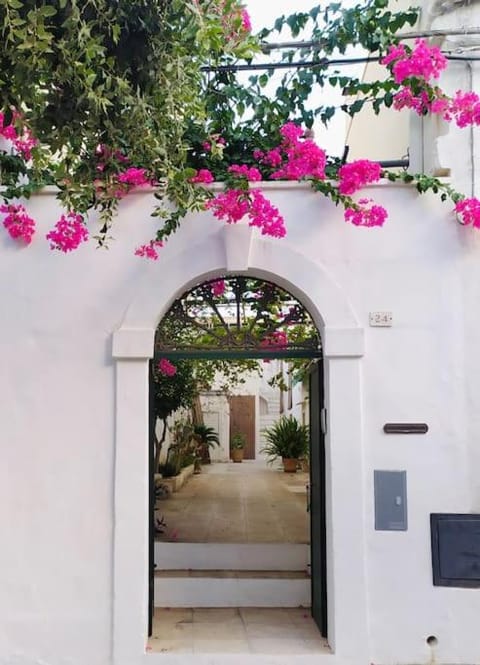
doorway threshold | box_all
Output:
[148,607,329,655]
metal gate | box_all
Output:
[309,360,328,637]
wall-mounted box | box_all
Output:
[431,514,480,587]
[374,470,408,531]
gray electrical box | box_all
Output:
[374,470,408,531]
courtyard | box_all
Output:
[156,460,310,544]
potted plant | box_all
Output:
[261,416,309,473]
[230,432,246,463]
[192,424,220,472]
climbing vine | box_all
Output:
[0,0,479,254]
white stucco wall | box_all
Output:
[200,392,230,461]
[2,167,480,665]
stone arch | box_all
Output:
[111,225,368,665]
[114,226,364,359]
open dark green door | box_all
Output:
[309,360,327,637]
[148,360,155,637]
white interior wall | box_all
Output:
[200,393,230,461]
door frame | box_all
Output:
[148,346,323,630]
[115,347,366,665]
[111,233,367,665]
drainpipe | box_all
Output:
[379,159,410,169]
[466,61,476,197]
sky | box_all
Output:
[243,0,364,156]
[245,0,318,33]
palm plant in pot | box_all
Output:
[192,424,220,472]
[261,416,309,473]
[230,432,246,463]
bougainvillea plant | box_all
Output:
[1,0,479,255]
[153,275,319,395]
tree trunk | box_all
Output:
[191,395,204,425]
[154,418,168,473]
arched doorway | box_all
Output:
[148,275,327,645]
[111,227,368,665]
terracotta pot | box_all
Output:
[282,457,298,473]
[231,448,244,463]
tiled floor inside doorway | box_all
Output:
[149,607,330,654]
[149,462,326,655]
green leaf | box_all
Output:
[40,5,57,16]
[259,74,268,88]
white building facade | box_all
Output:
[2,8,480,664]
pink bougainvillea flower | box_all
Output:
[228,164,262,182]
[385,51,480,127]
[279,122,304,144]
[380,43,407,68]
[344,199,388,227]
[12,127,37,161]
[378,39,480,127]
[338,160,382,196]
[430,95,451,117]
[211,279,226,296]
[202,134,225,154]
[206,189,250,223]
[448,90,480,128]
[260,330,288,348]
[117,167,150,187]
[248,190,286,238]
[241,8,252,32]
[206,189,286,238]
[46,212,88,252]
[393,86,437,116]
[158,358,177,376]
[262,148,283,168]
[0,112,37,160]
[0,114,17,142]
[216,0,252,44]
[454,198,480,228]
[190,169,215,184]
[260,330,288,361]
[134,239,164,260]
[1,204,36,245]
[269,122,326,181]
[381,39,447,84]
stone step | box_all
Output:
[155,570,309,579]
[154,569,311,608]
[155,542,309,571]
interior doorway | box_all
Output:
[147,276,327,653]
[229,395,255,459]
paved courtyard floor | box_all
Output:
[156,460,310,543]
[148,607,329,655]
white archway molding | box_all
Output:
[112,226,369,665]
[114,225,364,360]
